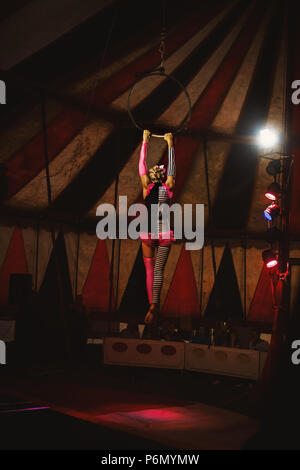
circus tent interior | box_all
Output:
[0,0,300,451]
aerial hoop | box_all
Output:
[127,71,192,138]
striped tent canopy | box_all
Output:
[0,0,299,325]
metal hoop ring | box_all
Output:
[127,71,192,137]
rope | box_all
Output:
[109,125,121,314]
[75,217,81,300]
[199,244,204,317]
[158,0,167,70]
[128,3,191,135]
[83,4,119,124]
[203,139,217,279]
[34,217,40,291]
[41,92,71,359]
[243,237,247,318]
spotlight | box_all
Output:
[258,128,279,149]
[266,159,281,176]
[263,203,280,221]
[265,182,281,201]
[262,249,278,269]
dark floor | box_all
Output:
[0,351,257,450]
[1,343,299,450]
[2,343,258,415]
[0,394,169,450]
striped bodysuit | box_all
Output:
[138,140,176,305]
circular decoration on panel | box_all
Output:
[136,343,152,354]
[161,345,177,356]
[112,342,128,353]
[192,348,206,359]
[237,353,251,364]
[214,350,228,362]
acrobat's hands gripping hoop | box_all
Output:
[127,71,192,138]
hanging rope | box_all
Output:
[243,236,247,318]
[203,139,217,279]
[34,217,40,291]
[199,244,204,317]
[83,3,119,123]
[128,0,191,137]
[74,216,81,300]
[41,92,71,359]
[158,0,167,71]
[108,125,121,314]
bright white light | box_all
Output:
[257,128,279,149]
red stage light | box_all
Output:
[265,182,281,201]
[262,249,278,269]
[263,203,280,221]
[266,259,278,268]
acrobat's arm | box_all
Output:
[139,130,150,189]
[165,133,175,190]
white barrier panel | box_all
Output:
[185,344,260,380]
[104,338,185,370]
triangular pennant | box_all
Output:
[247,265,274,323]
[64,231,98,298]
[0,226,14,269]
[204,242,243,320]
[82,239,112,311]
[39,231,73,307]
[0,228,28,306]
[37,231,73,362]
[162,245,199,317]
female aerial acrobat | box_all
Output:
[138,129,176,324]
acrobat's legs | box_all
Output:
[143,244,171,324]
[142,242,155,304]
[152,245,170,305]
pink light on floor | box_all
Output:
[129,408,184,421]
[0,406,49,414]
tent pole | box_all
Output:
[203,139,217,279]
[243,236,247,319]
[75,217,80,301]
[34,217,40,291]
[115,239,121,313]
[199,244,204,318]
[108,124,121,315]
[41,91,71,359]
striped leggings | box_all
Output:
[152,245,170,305]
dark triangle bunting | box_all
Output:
[0,228,28,306]
[204,242,243,320]
[37,231,73,361]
